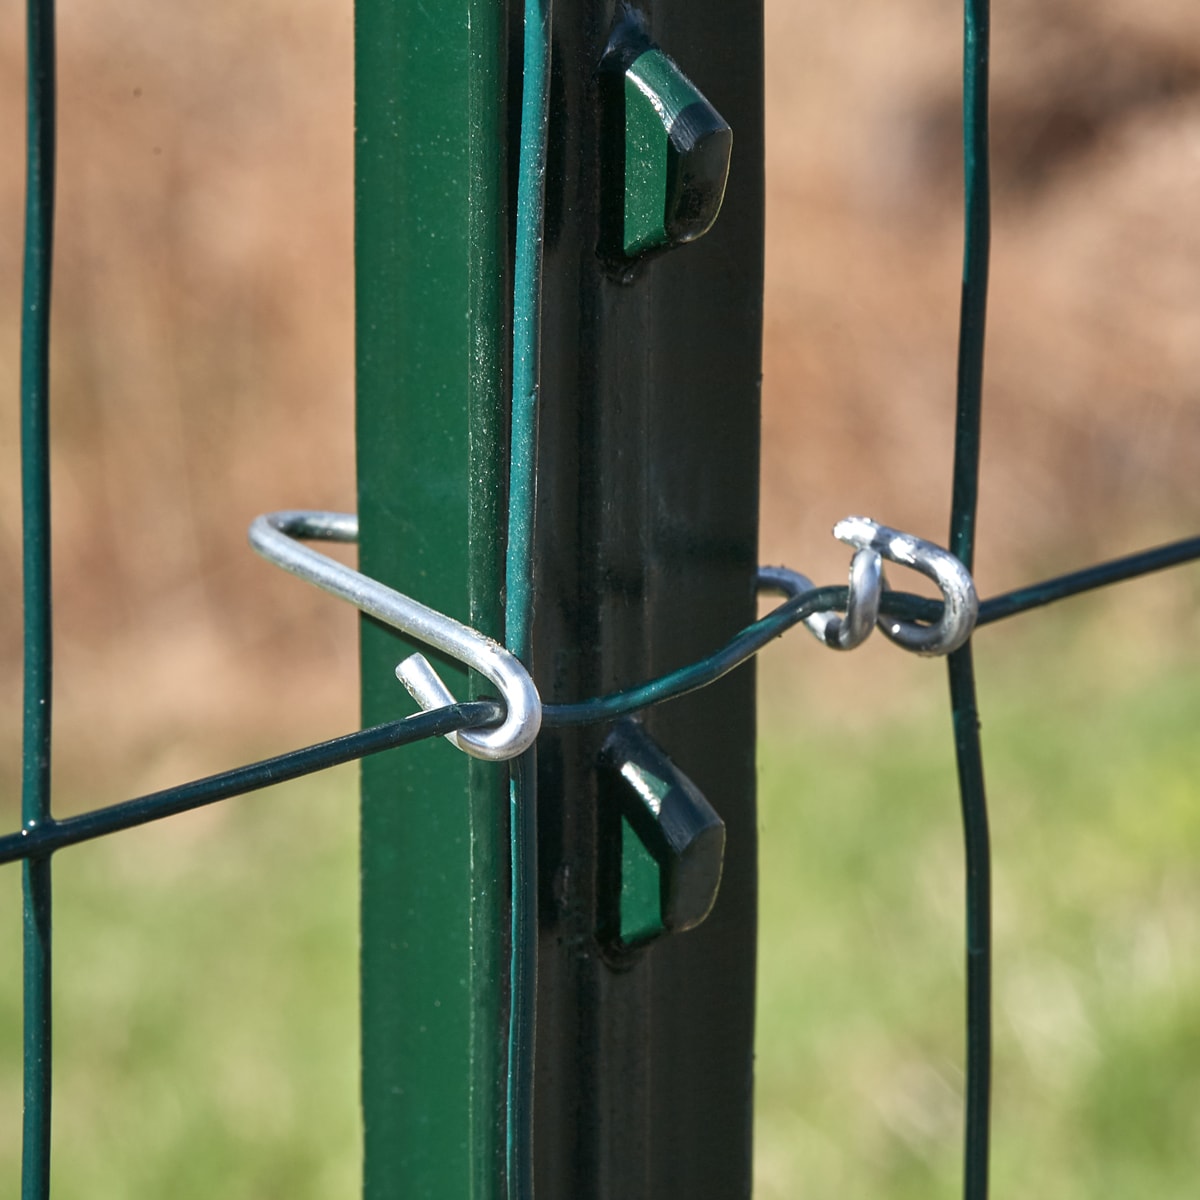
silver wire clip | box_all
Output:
[248,511,542,761]
[836,516,978,655]
[761,517,978,657]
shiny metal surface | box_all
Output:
[806,547,883,650]
[758,550,882,651]
[759,516,978,658]
[394,652,471,753]
[248,510,542,760]
[834,515,979,655]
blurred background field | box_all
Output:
[2,0,1199,1195]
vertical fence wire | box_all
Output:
[506,0,553,1194]
[20,1,57,1196]
[948,0,992,1197]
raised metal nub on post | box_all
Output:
[601,15,732,263]
[599,719,726,948]
[248,511,541,761]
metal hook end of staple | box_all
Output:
[396,654,472,754]
[248,510,542,760]
[393,650,541,761]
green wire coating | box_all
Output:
[20,1,56,1195]
[506,0,552,1194]
[544,585,848,727]
[950,0,991,576]
[506,0,551,666]
[537,530,1200,730]
[5,535,1197,862]
[0,703,502,866]
[978,535,1200,624]
[5,534,1197,861]
[506,748,538,1199]
[948,0,993,1196]
[948,647,991,1200]
[8,0,1193,1192]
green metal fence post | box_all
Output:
[530,2,764,1196]
[356,0,762,1193]
[355,2,509,1196]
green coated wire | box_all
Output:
[0,703,502,866]
[538,530,1200,730]
[5,537,1198,864]
[978,535,1200,624]
[20,1,56,1195]
[544,585,848,727]
[949,0,993,1196]
[950,0,990,575]
[7,0,1193,1193]
[948,648,991,1200]
[506,0,552,1193]
[506,746,538,1197]
[5,529,1196,851]
[506,0,551,663]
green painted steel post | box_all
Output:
[354,2,509,1196]
[356,0,761,1194]
[530,2,764,1196]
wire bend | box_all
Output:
[758,555,880,651]
[835,515,979,655]
[248,510,542,761]
[761,517,979,657]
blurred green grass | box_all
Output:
[2,616,1199,1197]
[0,768,361,1199]
[757,614,1200,1199]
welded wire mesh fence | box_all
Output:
[8,0,1200,1197]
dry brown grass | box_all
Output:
[762,0,1200,583]
[2,1,1198,796]
[1,1,356,798]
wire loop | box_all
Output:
[251,511,980,761]
[834,516,979,655]
[800,547,883,650]
[248,511,542,761]
[768,518,979,658]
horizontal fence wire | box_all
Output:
[977,535,1200,623]
[0,703,501,866]
[5,544,1199,864]
[540,535,1200,728]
